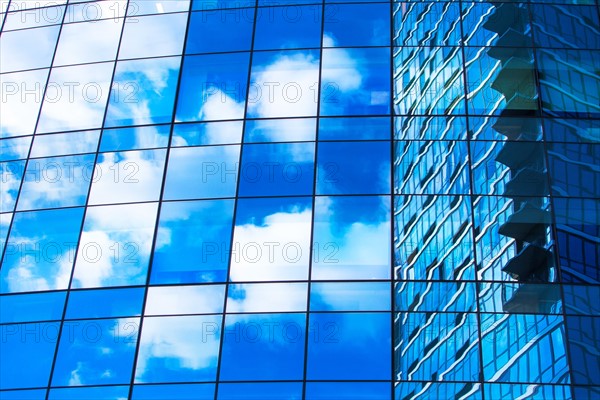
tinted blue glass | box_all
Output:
[163,145,240,200]
[193,0,254,10]
[0,136,31,162]
[132,383,215,399]
[547,142,599,198]
[105,57,180,127]
[100,125,170,152]
[48,385,129,400]
[186,9,254,54]
[173,121,243,146]
[1,207,84,293]
[65,287,145,319]
[238,142,315,196]
[317,141,390,195]
[220,313,305,380]
[217,382,302,399]
[151,199,235,284]
[0,291,66,324]
[0,322,60,389]
[176,53,250,122]
[321,47,390,116]
[310,281,390,311]
[319,117,390,141]
[305,382,389,400]
[323,3,389,47]
[134,315,221,383]
[0,160,25,213]
[0,389,46,400]
[52,318,139,386]
[484,383,572,400]
[395,282,476,312]
[244,118,316,143]
[566,316,600,385]
[396,382,481,400]
[307,312,390,380]
[254,5,322,50]
[531,4,600,50]
[396,2,461,47]
[312,196,390,280]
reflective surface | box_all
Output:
[0,0,598,399]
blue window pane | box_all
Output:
[396,382,481,400]
[317,141,390,195]
[217,382,302,400]
[254,5,321,50]
[244,118,316,143]
[219,313,305,381]
[395,282,476,313]
[100,125,170,152]
[307,313,390,380]
[0,136,31,162]
[484,383,572,400]
[0,291,66,324]
[105,57,180,127]
[151,199,234,284]
[145,284,225,315]
[176,53,250,122]
[163,145,240,200]
[193,0,254,10]
[134,315,221,383]
[173,121,243,146]
[132,383,215,400]
[52,318,139,386]
[71,203,158,289]
[186,9,254,54]
[312,196,390,280]
[247,50,320,119]
[319,117,390,141]
[306,382,389,400]
[395,116,467,141]
[65,287,145,319]
[48,385,129,400]
[229,197,312,282]
[321,47,390,116]
[396,313,480,382]
[0,322,60,389]
[227,282,307,313]
[396,2,460,47]
[566,316,600,385]
[238,142,315,197]
[0,389,47,400]
[1,207,84,293]
[17,154,95,210]
[323,3,390,47]
[0,161,25,213]
[310,281,390,312]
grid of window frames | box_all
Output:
[0,0,598,399]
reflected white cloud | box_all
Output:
[229,208,312,282]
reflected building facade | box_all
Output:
[0,0,598,399]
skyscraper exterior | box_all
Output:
[0,0,598,399]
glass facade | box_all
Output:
[0,0,598,399]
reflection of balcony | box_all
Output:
[503,168,549,198]
[502,283,561,313]
[502,243,552,281]
[498,202,552,242]
[496,140,544,170]
[492,117,539,140]
[491,57,536,99]
[482,5,527,34]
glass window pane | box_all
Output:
[105,57,181,127]
[254,5,321,50]
[226,282,307,313]
[238,142,315,197]
[151,199,234,284]
[53,18,123,66]
[323,3,389,47]
[134,315,221,383]
[244,118,316,143]
[319,116,390,141]
[175,53,250,122]
[317,141,390,195]
[16,154,95,210]
[118,13,187,59]
[87,149,167,205]
[163,145,240,200]
[72,203,158,288]
[312,196,390,280]
[132,383,214,400]
[0,321,60,389]
[48,385,129,400]
[0,291,66,324]
[173,121,243,147]
[219,313,305,381]
[310,281,390,312]
[218,382,302,400]
[0,161,25,213]
[145,284,225,315]
[65,287,145,319]
[307,312,390,380]
[1,207,84,293]
[36,62,114,134]
[186,9,254,54]
[229,197,312,282]
[30,130,100,158]
[306,382,389,400]
[0,25,60,72]
[99,125,170,153]
[52,318,139,386]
